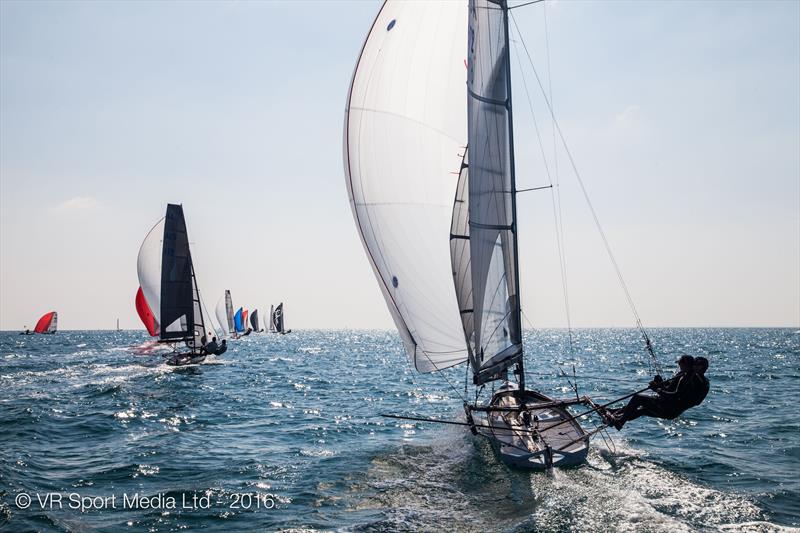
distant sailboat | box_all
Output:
[116,318,120,331]
[344,0,626,469]
[234,307,245,335]
[268,304,276,333]
[33,311,57,334]
[272,303,291,335]
[215,289,238,339]
[249,309,263,333]
[136,204,214,366]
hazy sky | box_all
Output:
[1,0,798,331]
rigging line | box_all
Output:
[509,0,546,10]
[542,2,574,355]
[511,13,662,375]
[419,349,468,404]
[510,21,574,355]
[517,184,553,193]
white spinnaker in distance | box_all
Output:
[215,295,230,336]
[344,0,469,372]
[136,217,165,326]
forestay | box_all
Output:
[457,0,522,384]
[344,0,469,372]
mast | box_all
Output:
[502,0,524,391]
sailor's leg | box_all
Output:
[628,396,668,421]
[620,393,653,421]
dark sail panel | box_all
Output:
[159,204,194,340]
[273,303,284,334]
[250,309,260,331]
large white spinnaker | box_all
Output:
[344,0,469,372]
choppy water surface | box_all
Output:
[0,328,797,532]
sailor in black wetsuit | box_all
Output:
[685,356,710,408]
[610,355,695,430]
[204,336,220,355]
[214,339,227,356]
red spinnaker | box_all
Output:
[242,309,249,330]
[135,287,158,336]
[34,311,56,333]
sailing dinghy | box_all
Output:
[34,311,58,334]
[271,302,291,335]
[268,305,276,333]
[343,0,646,469]
[215,290,236,338]
[250,309,264,333]
[137,204,214,366]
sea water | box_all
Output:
[0,328,797,532]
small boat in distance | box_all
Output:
[268,304,276,333]
[272,302,291,335]
[137,204,214,366]
[24,311,57,335]
[233,307,251,336]
[250,309,264,333]
[215,290,236,338]
[242,309,251,335]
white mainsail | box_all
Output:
[344,0,469,372]
[455,0,522,383]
